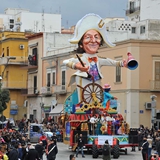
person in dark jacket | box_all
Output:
[138,131,144,151]
[8,143,19,160]
[102,140,111,160]
[47,139,58,160]
[75,134,85,158]
[141,137,149,160]
[35,141,44,160]
[51,133,57,145]
[156,137,160,157]
[25,145,39,160]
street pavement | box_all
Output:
[43,142,143,160]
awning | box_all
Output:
[49,104,63,115]
[69,114,88,122]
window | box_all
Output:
[131,27,136,33]
[62,70,66,89]
[140,26,145,34]
[10,19,14,23]
[52,71,56,85]
[10,25,14,29]
[130,2,135,13]
[32,48,37,55]
[116,66,121,82]
[155,62,160,81]
[7,47,9,56]
[115,57,122,83]
[32,126,40,133]
[34,76,37,93]
[47,73,51,87]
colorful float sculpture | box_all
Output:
[61,13,138,158]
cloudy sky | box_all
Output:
[0,0,128,28]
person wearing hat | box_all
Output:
[63,13,128,103]
[21,142,31,160]
[46,138,58,160]
[141,136,149,160]
[102,140,111,160]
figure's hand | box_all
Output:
[114,97,118,100]
[75,62,89,72]
[123,59,127,68]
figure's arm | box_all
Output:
[63,57,89,72]
[100,57,127,68]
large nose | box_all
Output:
[90,36,96,42]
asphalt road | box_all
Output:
[43,142,143,160]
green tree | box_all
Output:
[0,83,10,113]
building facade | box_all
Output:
[0,8,61,33]
[0,31,28,120]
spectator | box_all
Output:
[0,143,8,160]
[39,133,47,149]
[156,137,160,157]
[76,134,85,158]
[138,131,144,151]
[8,142,19,160]
[141,137,149,160]
[25,145,39,160]
[102,140,111,160]
[35,141,44,160]
[147,135,153,158]
[51,133,57,145]
[46,138,58,160]
[18,143,23,160]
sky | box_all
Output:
[0,0,128,28]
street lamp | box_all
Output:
[150,95,157,128]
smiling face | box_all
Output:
[82,30,102,54]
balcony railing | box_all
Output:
[1,81,27,89]
[54,85,67,94]
[0,56,28,65]
[150,80,160,91]
[126,7,140,15]
[41,86,53,95]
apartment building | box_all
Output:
[0,31,28,119]
[0,8,61,33]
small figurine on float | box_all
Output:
[95,114,102,135]
[102,84,117,111]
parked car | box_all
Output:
[29,123,53,143]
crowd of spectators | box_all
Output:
[137,124,160,160]
[0,116,61,160]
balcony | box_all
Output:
[54,85,67,94]
[150,80,160,91]
[1,81,27,89]
[126,7,140,15]
[21,87,39,96]
[41,86,53,96]
[0,56,28,66]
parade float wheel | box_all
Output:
[92,144,99,158]
[112,145,120,159]
[78,82,103,104]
